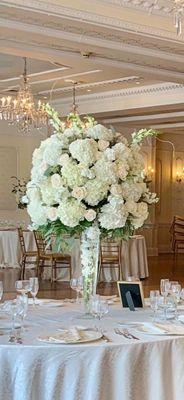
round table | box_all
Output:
[0,301,183,400]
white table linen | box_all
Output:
[0,302,183,400]
[0,230,148,280]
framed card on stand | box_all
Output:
[117,281,145,308]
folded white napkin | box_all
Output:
[45,327,83,343]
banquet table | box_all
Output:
[0,229,149,280]
[0,301,183,400]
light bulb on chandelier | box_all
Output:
[0,57,48,133]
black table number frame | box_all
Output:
[117,281,145,308]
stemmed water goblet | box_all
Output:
[29,277,39,306]
[70,277,83,303]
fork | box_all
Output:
[114,328,140,340]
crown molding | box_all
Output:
[51,82,184,118]
[52,82,184,106]
[0,0,183,41]
[98,0,173,15]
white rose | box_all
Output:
[110,184,122,196]
[51,174,62,189]
[84,209,96,222]
[125,200,137,215]
[72,186,87,200]
[117,165,128,180]
[98,140,109,151]
[47,207,58,221]
[58,153,70,166]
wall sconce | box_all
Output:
[176,168,184,183]
[144,166,154,185]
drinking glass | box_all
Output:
[160,279,170,297]
[171,283,181,303]
[29,277,39,306]
[0,281,3,301]
[70,278,82,303]
[16,295,28,330]
[149,290,160,321]
[9,298,25,341]
[15,280,31,295]
[91,297,109,320]
[157,295,177,321]
[180,288,184,301]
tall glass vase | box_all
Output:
[81,224,100,314]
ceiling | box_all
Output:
[0,0,183,131]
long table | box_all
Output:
[0,302,183,400]
[0,230,149,280]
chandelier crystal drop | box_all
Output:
[0,57,48,133]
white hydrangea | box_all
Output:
[57,198,86,227]
[43,135,63,166]
[86,124,114,141]
[121,181,146,202]
[84,179,109,206]
[99,202,128,229]
[69,138,98,166]
[93,159,117,185]
[61,159,86,188]
[27,201,47,227]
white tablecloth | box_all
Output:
[0,230,148,280]
[0,302,183,400]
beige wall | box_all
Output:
[0,121,47,225]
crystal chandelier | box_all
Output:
[0,57,48,133]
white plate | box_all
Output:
[134,322,184,335]
[178,315,184,324]
[38,329,102,344]
[28,299,64,307]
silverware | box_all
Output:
[101,333,111,342]
[114,328,140,340]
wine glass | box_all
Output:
[15,280,31,295]
[70,278,83,303]
[9,298,26,341]
[29,277,39,306]
[0,281,3,302]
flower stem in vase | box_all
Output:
[81,224,100,315]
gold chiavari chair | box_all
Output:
[170,215,184,255]
[33,231,72,283]
[98,239,122,282]
[17,227,38,279]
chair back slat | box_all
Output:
[100,240,121,263]
[33,231,47,254]
[17,227,26,255]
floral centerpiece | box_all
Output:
[11,176,28,209]
[25,105,158,311]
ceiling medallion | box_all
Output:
[0,58,48,134]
